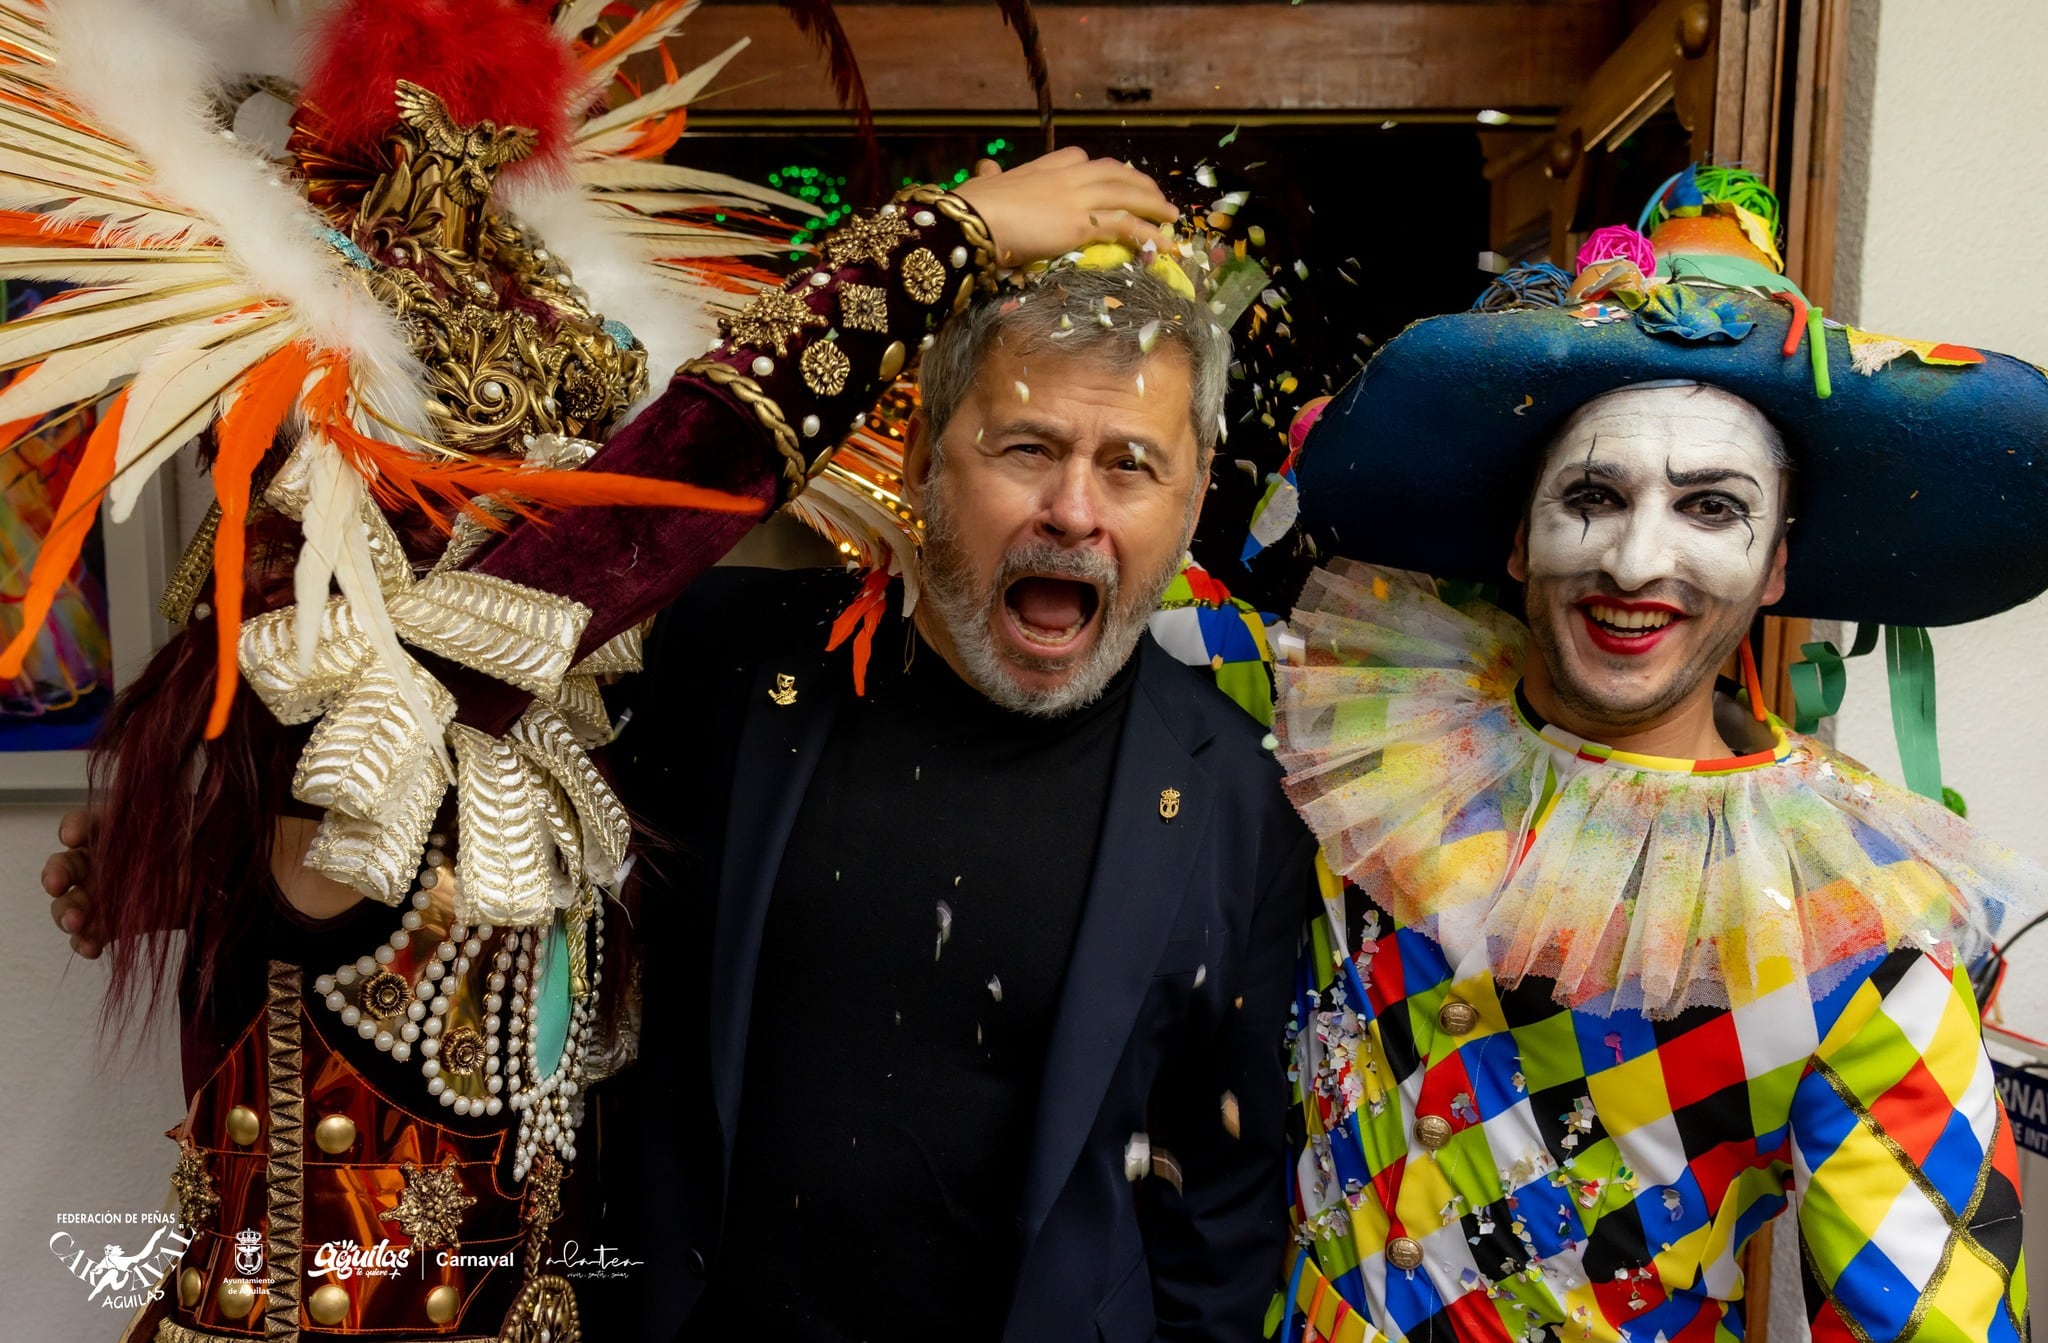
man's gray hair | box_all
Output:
[916,264,1230,460]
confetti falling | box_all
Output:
[987,974,1003,1001]
[935,900,953,961]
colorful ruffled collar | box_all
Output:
[1274,561,2040,1016]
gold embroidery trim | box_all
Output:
[893,184,1000,290]
[801,340,851,398]
[838,282,890,333]
[263,962,304,1341]
[156,1323,502,1343]
[675,357,806,497]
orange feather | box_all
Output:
[579,0,693,76]
[0,389,127,679]
[204,342,314,738]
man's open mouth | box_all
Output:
[1003,575,1103,650]
[1575,598,1682,654]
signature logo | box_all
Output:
[543,1241,645,1280]
[232,1229,265,1279]
[49,1214,190,1312]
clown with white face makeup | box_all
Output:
[1511,382,1790,756]
[1262,168,2048,1343]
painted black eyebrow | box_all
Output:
[1664,465,1763,490]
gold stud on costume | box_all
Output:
[308,1282,351,1326]
[178,1267,203,1308]
[1386,1236,1425,1271]
[901,248,946,306]
[839,283,889,333]
[224,1105,260,1147]
[725,290,826,356]
[216,1277,257,1318]
[380,1156,477,1250]
[1437,998,1479,1035]
[878,340,907,382]
[314,1114,358,1155]
[802,341,851,398]
[426,1284,462,1324]
[1159,788,1182,821]
[769,673,798,707]
[1415,1114,1454,1149]
[823,211,914,268]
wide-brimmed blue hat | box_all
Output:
[1297,168,2048,628]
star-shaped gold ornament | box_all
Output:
[170,1139,219,1232]
[724,290,826,356]
[381,1156,477,1250]
[823,211,915,268]
[523,1151,565,1234]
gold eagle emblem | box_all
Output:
[393,80,539,206]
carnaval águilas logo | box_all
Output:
[48,1212,190,1312]
[309,1239,411,1281]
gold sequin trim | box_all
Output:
[676,357,806,497]
[801,340,851,398]
[263,962,304,1341]
[901,248,946,306]
[838,282,890,332]
[894,184,999,291]
[155,1323,500,1343]
[170,1138,218,1233]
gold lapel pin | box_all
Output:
[1158,787,1182,822]
[768,672,798,707]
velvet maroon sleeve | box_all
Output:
[450,189,996,735]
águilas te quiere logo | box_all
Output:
[49,1212,191,1311]
[309,1239,411,1281]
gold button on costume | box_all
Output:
[308,1282,350,1325]
[1386,1237,1425,1271]
[1437,997,1478,1035]
[1415,1114,1454,1149]
[224,1106,260,1146]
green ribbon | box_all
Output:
[1790,624,1944,801]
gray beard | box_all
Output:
[918,482,1183,718]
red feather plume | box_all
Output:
[298,0,582,178]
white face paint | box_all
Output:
[1514,383,1792,740]
[1526,383,1784,600]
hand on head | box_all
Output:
[951,146,1178,268]
[41,808,101,959]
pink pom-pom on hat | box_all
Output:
[1576,225,1657,278]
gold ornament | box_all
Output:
[393,81,539,207]
[1159,787,1182,821]
[524,1150,566,1236]
[381,1156,477,1250]
[768,673,798,708]
[725,289,827,356]
[801,341,851,398]
[357,970,410,1018]
[838,283,890,333]
[224,1105,260,1147]
[441,1026,486,1076]
[901,248,946,306]
[878,340,907,382]
[823,211,915,268]
[501,1274,581,1343]
[177,1267,203,1309]
[307,1282,351,1326]
[170,1138,220,1232]
[314,1114,358,1155]
[216,1277,257,1319]
[427,1284,462,1325]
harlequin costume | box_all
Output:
[1270,169,2048,1342]
[0,1,1006,1338]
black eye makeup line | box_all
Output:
[1665,458,1761,551]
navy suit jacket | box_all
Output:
[594,567,1316,1341]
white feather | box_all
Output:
[0,328,161,424]
[0,281,240,367]
[44,0,431,442]
[572,158,812,214]
[553,0,612,40]
[111,310,295,518]
[576,37,748,143]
